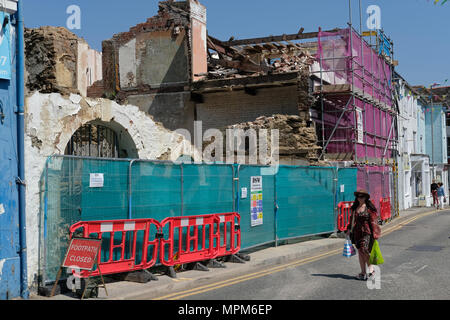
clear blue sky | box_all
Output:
[23,0,449,87]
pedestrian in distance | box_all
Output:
[437,182,445,210]
[431,180,439,209]
[345,189,381,281]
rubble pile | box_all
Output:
[204,36,316,80]
[224,114,321,163]
[272,52,315,74]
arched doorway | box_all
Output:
[64,120,138,159]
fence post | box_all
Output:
[232,164,236,213]
[128,159,137,220]
[333,168,339,232]
[365,166,370,195]
[235,164,241,215]
[180,163,184,216]
[274,172,278,247]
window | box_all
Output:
[413,131,417,154]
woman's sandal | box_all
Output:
[356,273,367,281]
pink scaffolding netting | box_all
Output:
[317,28,393,107]
[317,28,396,160]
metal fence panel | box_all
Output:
[357,165,395,215]
[131,161,182,221]
[40,155,363,285]
[237,165,276,250]
[182,164,234,216]
[337,168,358,204]
[80,159,130,221]
[276,166,336,241]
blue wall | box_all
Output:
[0,13,20,299]
[424,104,447,164]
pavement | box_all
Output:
[30,205,440,300]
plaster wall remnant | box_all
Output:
[24,92,200,290]
[77,41,103,97]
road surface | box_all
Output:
[157,209,450,300]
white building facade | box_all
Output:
[396,77,432,209]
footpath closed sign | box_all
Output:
[62,238,102,270]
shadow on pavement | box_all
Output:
[311,274,356,280]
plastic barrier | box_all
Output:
[337,202,354,232]
[380,197,392,221]
[69,218,161,277]
[217,212,241,257]
[159,214,221,267]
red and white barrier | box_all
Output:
[337,202,353,232]
[159,214,221,267]
[69,218,161,277]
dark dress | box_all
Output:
[349,207,381,256]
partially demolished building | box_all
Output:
[21,0,406,294]
[88,0,400,210]
[87,0,340,164]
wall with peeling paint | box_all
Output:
[24,92,200,290]
[0,4,21,299]
[77,41,102,97]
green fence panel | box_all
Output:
[130,161,182,266]
[131,161,182,221]
[80,159,130,221]
[237,165,276,250]
[276,166,336,240]
[182,163,234,216]
[42,157,86,284]
[337,168,358,204]
[40,156,359,285]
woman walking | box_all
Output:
[437,182,446,210]
[345,189,381,280]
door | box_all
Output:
[0,92,21,299]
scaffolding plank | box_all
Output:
[315,84,351,94]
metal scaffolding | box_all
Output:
[309,10,400,214]
[312,26,398,166]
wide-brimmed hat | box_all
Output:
[354,189,370,199]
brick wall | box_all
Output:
[100,1,193,99]
[196,86,299,132]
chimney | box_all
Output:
[188,0,207,81]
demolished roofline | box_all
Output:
[214,28,340,47]
[191,71,300,93]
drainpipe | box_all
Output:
[16,0,29,299]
